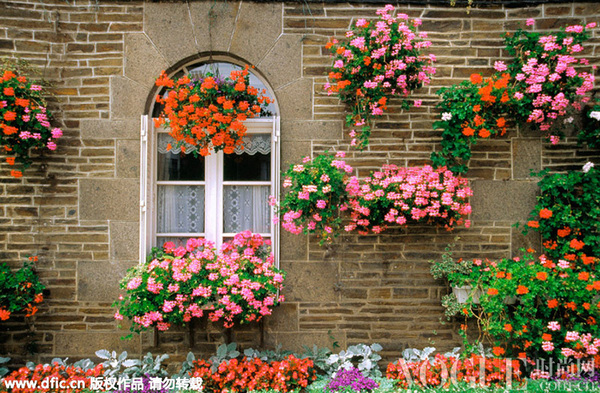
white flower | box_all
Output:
[564,116,574,124]
[590,111,600,121]
[583,162,594,173]
[441,112,452,121]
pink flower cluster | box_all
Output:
[561,331,600,359]
[345,165,472,235]
[512,21,597,143]
[324,4,436,148]
[114,232,285,333]
[275,151,352,244]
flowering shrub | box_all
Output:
[386,354,523,388]
[430,73,511,174]
[113,232,285,334]
[344,165,472,235]
[324,4,436,148]
[524,164,600,263]
[1,362,104,393]
[154,65,272,156]
[273,151,353,244]
[325,367,379,393]
[0,63,63,178]
[505,20,596,141]
[192,355,316,393]
[578,104,600,150]
[0,257,44,321]
[431,20,596,174]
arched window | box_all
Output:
[140,59,280,263]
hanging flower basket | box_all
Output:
[0,65,63,178]
[324,4,436,149]
[154,65,272,157]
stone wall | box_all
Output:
[0,0,598,366]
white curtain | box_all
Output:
[223,185,270,233]
[157,185,205,233]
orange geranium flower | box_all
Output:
[504,324,513,332]
[527,221,539,228]
[539,208,553,219]
[487,288,499,296]
[3,87,14,96]
[557,227,571,237]
[462,127,475,136]
[479,128,490,138]
[570,239,585,250]
[6,157,15,165]
[10,170,22,178]
[536,272,548,281]
[473,104,481,112]
[492,346,505,356]
[548,299,558,308]
[497,271,506,278]
[0,308,10,321]
[516,285,529,295]
[470,74,483,84]
[579,272,590,281]
[496,117,506,127]
[565,302,577,311]
[542,333,552,341]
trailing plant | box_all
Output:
[431,20,596,174]
[0,257,44,321]
[578,104,600,150]
[344,165,472,235]
[324,4,436,149]
[523,163,600,264]
[154,65,272,157]
[113,231,285,335]
[273,151,353,244]
[0,60,63,178]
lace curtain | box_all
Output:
[157,133,271,155]
[157,185,205,233]
[223,185,271,233]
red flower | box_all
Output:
[548,299,558,309]
[504,324,513,332]
[492,346,505,356]
[516,285,529,295]
[539,208,553,219]
[0,308,10,321]
[557,227,571,237]
[527,221,539,228]
[536,271,548,281]
[487,288,499,296]
[470,74,483,84]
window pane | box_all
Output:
[223,185,271,233]
[156,237,198,249]
[224,135,271,181]
[157,185,205,233]
[157,134,205,181]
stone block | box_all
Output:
[281,120,342,142]
[265,331,346,353]
[265,302,298,332]
[512,138,541,179]
[283,261,338,302]
[189,1,239,53]
[471,180,539,222]
[511,226,541,256]
[110,221,139,261]
[144,2,198,65]
[117,140,140,178]
[230,2,282,65]
[80,119,141,140]
[54,331,140,357]
[78,260,135,302]
[276,78,313,121]
[279,228,307,261]
[124,33,169,88]
[110,76,147,119]
[79,179,139,221]
[258,35,303,90]
[281,140,310,169]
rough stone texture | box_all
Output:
[230,2,283,65]
[116,140,140,178]
[78,260,134,302]
[110,221,139,261]
[0,0,598,364]
[512,138,542,179]
[471,180,539,222]
[124,33,169,88]
[80,179,139,221]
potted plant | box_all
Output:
[154,65,272,157]
[113,232,285,336]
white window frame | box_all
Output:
[140,115,280,266]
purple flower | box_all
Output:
[325,367,379,393]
